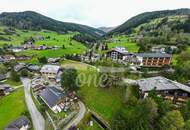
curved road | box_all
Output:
[63,101,86,130]
[21,78,45,130]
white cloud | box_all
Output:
[0,0,189,27]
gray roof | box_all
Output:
[136,53,171,58]
[27,64,40,71]
[40,87,65,108]
[0,84,11,89]
[0,74,6,81]
[40,65,60,74]
[4,116,30,130]
[107,47,128,55]
[137,76,190,93]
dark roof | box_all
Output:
[136,53,171,58]
[4,116,30,130]
[40,87,65,108]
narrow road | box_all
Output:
[63,101,86,130]
[21,78,45,130]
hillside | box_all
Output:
[108,8,190,35]
[0,11,105,38]
[104,8,190,54]
[0,25,87,64]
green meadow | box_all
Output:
[106,35,139,52]
[0,26,87,59]
[0,88,27,130]
[61,60,126,123]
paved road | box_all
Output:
[21,78,45,130]
[63,101,86,130]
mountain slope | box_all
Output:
[108,8,190,35]
[0,11,105,38]
[98,27,115,33]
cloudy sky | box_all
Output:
[0,0,189,27]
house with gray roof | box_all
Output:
[0,84,12,96]
[40,87,67,113]
[137,76,190,103]
[40,65,60,82]
[4,116,30,130]
[27,64,40,72]
[106,46,128,60]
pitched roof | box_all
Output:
[40,87,65,108]
[108,47,128,55]
[137,76,190,93]
[4,116,30,130]
[136,53,171,58]
[40,65,60,73]
[0,74,6,81]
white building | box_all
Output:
[40,65,60,81]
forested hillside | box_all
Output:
[0,11,105,38]
[108,8,190,35]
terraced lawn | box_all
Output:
[61,60,126,123]
[106,35,139,52]
[0,88,27,129]
[108,42,139,52]
[79,70,125,122]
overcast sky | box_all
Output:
[0,0,189,27]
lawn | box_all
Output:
[2,79,22,88]
[0,88,27,129]
[79,70,125,122]
[0,25,87,58]
[61,60,95,71]
[0,26,79,46]
[61,60,126,122]
[106,35,139,52]
[108,42,139,52]
[80,119,103,130]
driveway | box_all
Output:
[21,78,45,130]
[63,101,86,130]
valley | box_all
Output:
[0,8,190,130]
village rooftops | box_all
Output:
[4,116,30,130]
[40,87,66,108]
[40,65,60,74]
[136,53,171,58]
[137,76,190,93]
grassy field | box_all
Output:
[0,26,87,59]
[106,35,139,52]
[61,60,95,71]
[0,88,27,129]
[79,70,125,121]
[2,79,22,88]
[171,47,190,66]
[108,42,139,52]
[81,119,103,130]
[61,60,126,123]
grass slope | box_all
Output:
[0,26,87,55]
[0,26,87,63]
[0,88,27,129]
[61,60,125,122]
[106,35,139,52]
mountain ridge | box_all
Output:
[108,8,190,36]
[0,11,105,38]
